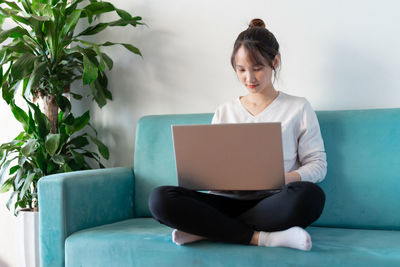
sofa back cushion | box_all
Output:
[133,114,212,217]
[133,109,400,230]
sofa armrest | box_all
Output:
[38,167,134,267]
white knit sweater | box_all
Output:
[209,91,327,199]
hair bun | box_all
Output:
[248,18,266,29]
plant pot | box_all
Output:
[15,208,40,267]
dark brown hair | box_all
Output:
[230,18,281,80]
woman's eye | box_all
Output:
[254,68,262,71]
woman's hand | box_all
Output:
[285,171,301,184]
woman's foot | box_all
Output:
[257,226,312,251]
[172,229,206,245]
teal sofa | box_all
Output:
[38,109,400,267]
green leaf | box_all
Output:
[20,0,33,14]
[88,134,109,160]
[6,191,18,211]
[82,54,98,84]
[11,15,30,25]
[31,1,48,14]
[0,149,5,166]
[61,9,81,40]
[87,122,98,136]
[82,2,114,15]
[1,1,22,11]
[17,154,26,165]
[25,59,47,94]
[116,9,132,20]
[27,109,36,137]
[63,163,72,172]
[76,23,108,36]
[65,0,80,16]
[0,26,30,44]
[97,73,109,97]
[63,113,74,125]
[55,95,71,113]
[51,154,64,165]
[0,13,4,27]
[58,123,67,141]
[80,9,94,24]
[76,14,142,37]
[30,14,51,21]
[108,18,135,27]
[101,52,113,70]
[121,43,142,56]
[43,20,55,57]
[101,41,142,56]
[92,45,105,72]
[10,101,29,132]
[0,159,12,188]
[51,0,62,6]
[1,80,17,104]
[66,110,90,134]
[36,147,46,172]
[70,149,84,168]
[89,81,106,108]
[20,172,35,198]
[46,161,57,173]
[14,167,24,189]
[45,133,60,156]
[58,109,64,124]
[70,92,82,99]
[2,39,31,54]
[9,165,20,175]
[87,73,111,108]
[1,58,11,75]
[82,149,100,161]
[14,200,25,215]
[14,132,25,141]
[10,53,38,81]
[21,139,37,157]
[25,100,49,140]
[0,177,14,193]
[22,77,29,97]
[69,135,89,148]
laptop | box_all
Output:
[171,122,285,191]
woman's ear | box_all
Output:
[273,54,280,69]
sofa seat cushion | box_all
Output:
[65,218,400,267]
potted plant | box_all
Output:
[0,0,144,265]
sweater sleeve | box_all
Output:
[294,101,327,183]
[211,108,221,124]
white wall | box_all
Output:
[85,0,400,168]
[1,0,400,266]
[0,110,19,266]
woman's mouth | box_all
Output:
[248,84,258,88]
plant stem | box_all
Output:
[41,95,59,134]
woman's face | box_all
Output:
[234,45,278,94]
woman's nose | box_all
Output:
[246,71,256,82]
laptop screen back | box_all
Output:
[172,123,285,190]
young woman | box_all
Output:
[149,18,327,251]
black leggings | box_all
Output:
[148,181,325,245]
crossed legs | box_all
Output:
[148,181,325,250]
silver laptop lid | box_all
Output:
[171,123,285,190]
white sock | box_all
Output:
[172,229,206,245]
[258,226,312,251]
